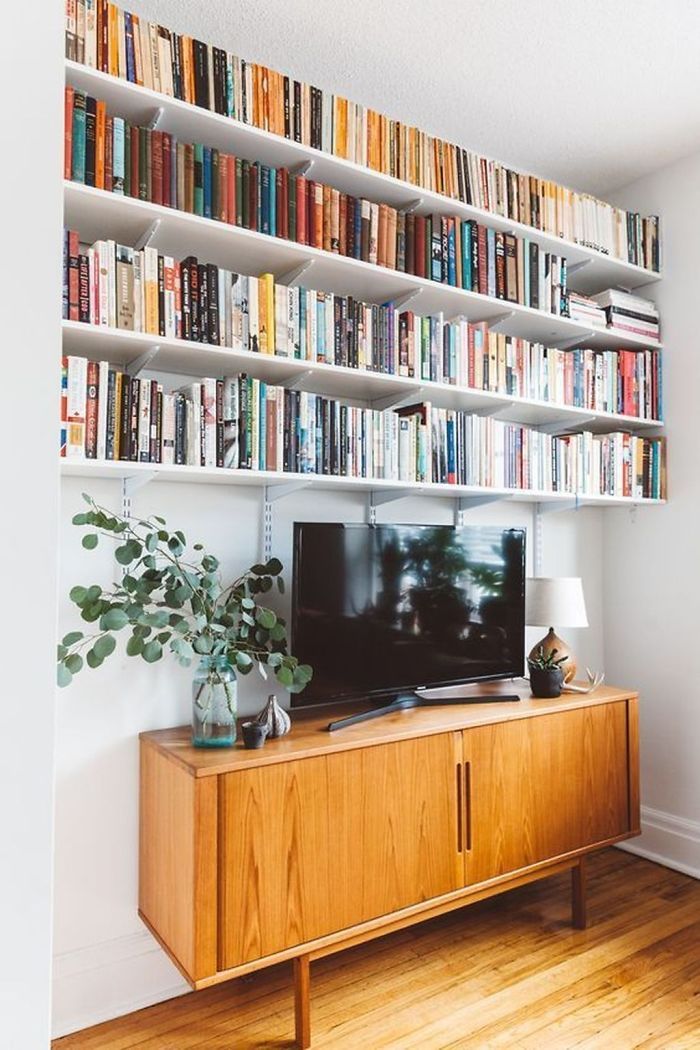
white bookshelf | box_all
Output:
[59,459,665,507]
[62,320,663,433]
[65,60,662,297]
[64,182,662,354]
[62,60,666,510]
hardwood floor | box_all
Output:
[53,850,700,1049]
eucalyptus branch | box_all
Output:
[58,493,313,695]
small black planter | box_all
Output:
[529,666,564,699]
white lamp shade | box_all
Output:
[525,577,588,628]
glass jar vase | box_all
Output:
[191,655,237,748]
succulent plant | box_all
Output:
[527,646,568,672]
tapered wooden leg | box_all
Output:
[293,954,311,1049]
[572,855,588,929]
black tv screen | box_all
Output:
[292,523,526,706]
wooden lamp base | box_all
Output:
[529,627,576,683]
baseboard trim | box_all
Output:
[52,929,189,1039]
[616,805,700,880]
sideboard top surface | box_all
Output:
[140,682,637,778]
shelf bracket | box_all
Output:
[404,198,424,214]
[278,260,314,286]
[472,399,514,419]
[126,344,161,378]
[121,471,157,518]
[488,310,515,332]
[567,259,593,276]
[391,288,423,311]
[370,387,426,412]
[552,332,594,351]
[536,415,596,435]
[261,480,313,559]
[536,497,583,516]
[290,159,314,178]
[369,488,419,518]
[148,106,165,131]
[134,219,161,251]
[278,369,314,391]
[454,493,502,525]
[264,480,313,503]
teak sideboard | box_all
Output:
[139,684,640,1048]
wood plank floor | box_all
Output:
[53,850,700,1049]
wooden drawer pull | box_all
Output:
[456,762,463,853]
[464,761,472,851]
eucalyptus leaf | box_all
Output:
[94,634,117,660]
[142,640,163,663]
[82,534,99,550]
[62,630,84,647]
[57,663,72,687]
[100,608,129,631]
[65,653,83,675]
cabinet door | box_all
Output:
[462,702,631,886]
[219,733,462,969]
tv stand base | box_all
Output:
[327,691,520,731]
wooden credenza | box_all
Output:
[139,684,640,1047]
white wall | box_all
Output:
[0,4,64,1049]
[603,154,700,879]
[52,475,605,1036]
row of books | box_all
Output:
[64,2,661,271]
[60,358,665,501]
[65,89,570,313]
[62,233,662,421]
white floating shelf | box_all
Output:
[59,459,665,508]
[64,182,663,354]
[65,60,662,297]
[61,321,664,434]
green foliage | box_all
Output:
[57,494,313,695]
[527,646,568,671]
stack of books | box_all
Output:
[592,289,660,342]
[62,231,662,420]
[63,3,661,272]
[60,358,666,500]
[567,292,607,329]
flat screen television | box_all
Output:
[292,523,526,717]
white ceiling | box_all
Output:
[131,0,700,198]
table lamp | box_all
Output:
[525,577,588,683]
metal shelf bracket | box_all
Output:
[126,345,161,378]
[391,288,423,311]
[568,259,593,276]
[278,260,314,286]
[279,369,314,391]
[489,310,515,332]
[454,493,503,525]
[290,159,314,178]
[552,331,594,351]
[261,481,313,559]
[371,386,426,412]
[148,106,165,131]
[368,488,419,522]
[135,218,161,251]
[121,471,157,518]
[404,198,424,214]
[536,415,596,435]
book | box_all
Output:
[59,361,666,500]
[65,1,661,272]
[63,228,664,422]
